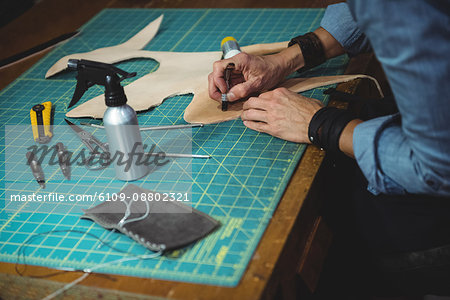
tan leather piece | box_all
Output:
[184,74,384,124]
[63,42,288,119]
[45,15,164,78]
[46,16,383,123]
[43,15,288,119]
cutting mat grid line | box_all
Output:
[0,8,349,286]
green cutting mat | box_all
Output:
[0,8,348,286]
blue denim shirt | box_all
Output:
[320,1,450,196]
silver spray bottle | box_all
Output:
[103,76,149,181]
[68,59,149,181]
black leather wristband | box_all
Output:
[326,110,355,156]
[308,107,336,147]
[288,32,326,71]
[308,107,354,156]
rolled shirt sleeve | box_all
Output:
[349,0,450,196]
[353,115,447,195]
[320,3,372,56]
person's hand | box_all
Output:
[241,87,323,143]
[208,52,292,102]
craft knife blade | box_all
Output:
[56,142,71,180]
[26,152,45,189]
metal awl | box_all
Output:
[26,152,45,188]
[56,142,71,180]
[222,63,235,111]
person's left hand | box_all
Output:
[241,88,324,143]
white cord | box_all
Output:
[119,197,150,226]
[96,196,150,249]
[42,250,162,300]
[43,198,155,300]
[42,272,90,300]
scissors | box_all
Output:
[65,119,110,170]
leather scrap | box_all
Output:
[81,184,220,252]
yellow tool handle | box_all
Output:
[221,36,237,47]
[30,101,52,144]
[221,36,241,60]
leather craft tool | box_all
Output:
[65,119,109,154]
[222,63,235,111]
[220,37,241,111]
[67,119,210,162]
[26,152,45,188]
[80,122,204,131]
[221,36,241,59]
[79,123,211,159]
[65,119,110,170]
[30,101,52,144]
[145,153,211,159]
[55,142,71,180]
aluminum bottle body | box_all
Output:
[103,104,149,181]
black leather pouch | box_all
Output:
[81,184,220,252]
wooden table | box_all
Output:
[0,0,383,299]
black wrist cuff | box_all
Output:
[288,32,326,71]
[308,107,354,156]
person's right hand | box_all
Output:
[208,52,291,102]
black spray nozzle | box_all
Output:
[67,59,137,108]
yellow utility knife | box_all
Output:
[30,101,52,144]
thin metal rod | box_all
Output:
[80,123,204,131]
[145,153,211,159]
[80,123,103,129]
[140,124,203,131]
